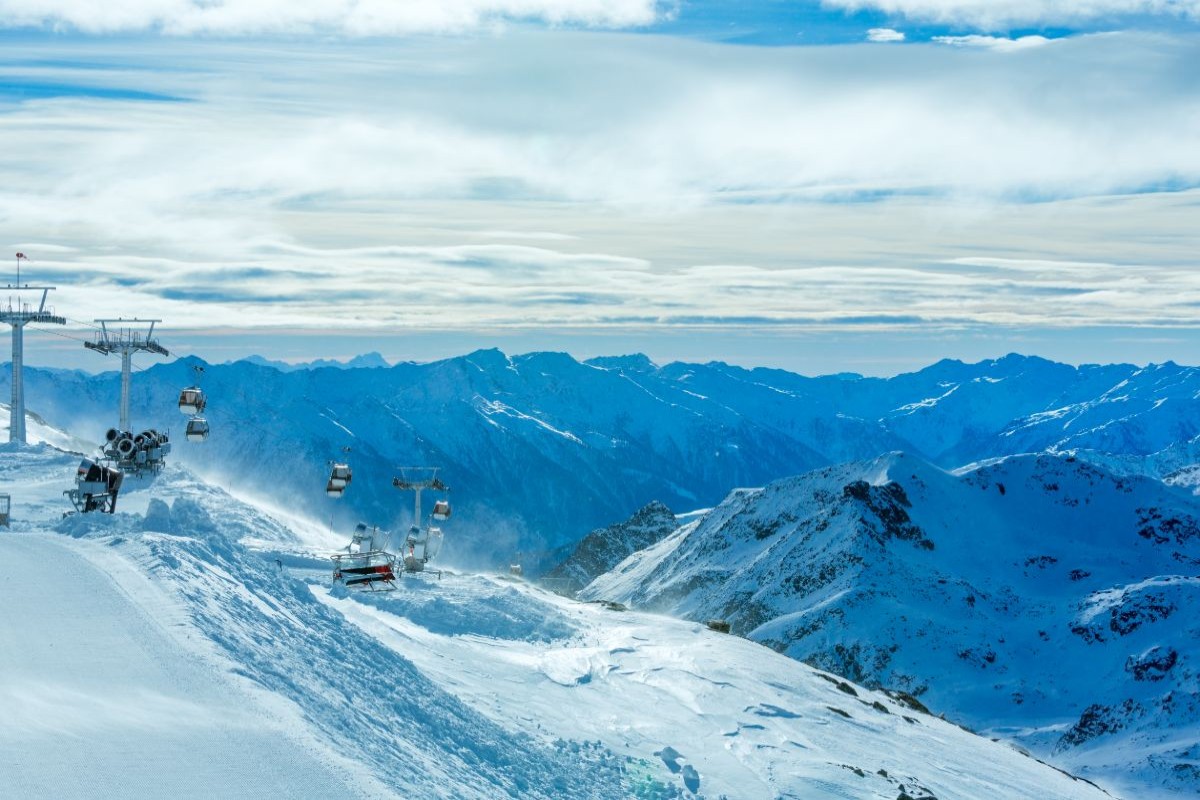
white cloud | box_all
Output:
[824,0,1200,29]
[933,34,1055,50]
[0,0,664,35]
[1,31,1198,340]
[867,27,906,41]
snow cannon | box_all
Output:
[66,458,123,514]
[115,436,136,457]
[105,427,121,443]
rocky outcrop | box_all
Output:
[543,501,677,595]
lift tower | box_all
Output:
[84,319,169,431]
[1,254,65,443]
[392,467,448,528]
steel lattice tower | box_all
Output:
[84,319,169,431]
[1,276,65,444]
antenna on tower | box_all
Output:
[1,252,65,444]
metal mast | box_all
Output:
[1,254,65,444]
[84,319,169,431]
[392,467,447,528]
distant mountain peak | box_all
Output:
[584,354,658,373]
[234,352,390,371]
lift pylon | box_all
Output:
[1,254,65,443]
[392,467,450,576]
[84,318,169,431]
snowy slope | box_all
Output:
[7,351,1200,560]
[582,452,1200,797]
[0,533,372,800]
[0,441,1118,799]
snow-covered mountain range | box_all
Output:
[581,451,1200,797]
[7,351,1200,564]
[6,349,1199,796]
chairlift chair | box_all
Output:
[332,551,397,590]
[331,524,396,590]
[401,525,444,577]
[431,499,451,521]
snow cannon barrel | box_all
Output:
[105,428,121,443]
[135,430,160,450]
[116,436,136,457]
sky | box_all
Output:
[0,1,1198,376]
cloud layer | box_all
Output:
[825,0,1200,29]
[0,29,1197,357]
[0,0,664,34]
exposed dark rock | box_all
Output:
[1058,700,1145,750]
[543,501,677,595]
[1125,647,1179,682]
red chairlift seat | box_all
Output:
[332,551,396,590]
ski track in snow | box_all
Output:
[0,532,362,799]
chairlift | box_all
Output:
[431,499,451,521]
[332,550,397,590]
[331,523,396,590]
[185,417,210,442]
[402,525,444,577]
[65,458,123,514]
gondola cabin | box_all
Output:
[186,417,210,442]
[326,463,352,497]
[178,387,206,416]
[431,500,451,521]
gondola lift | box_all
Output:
[186,417,210,442]
[325,446,353,497]
[178,365,207,416]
